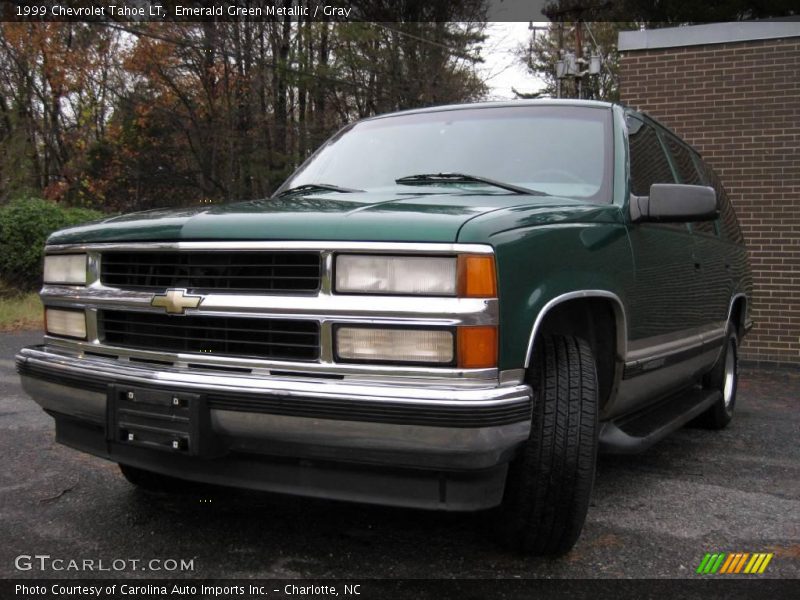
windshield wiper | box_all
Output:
[395,173,546,196]
[275,183,364,198]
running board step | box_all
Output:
[599,387,721,454]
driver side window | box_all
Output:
[627,116,676,197]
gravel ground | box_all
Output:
[1,330,798,580]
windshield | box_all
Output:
[281,105,613,202]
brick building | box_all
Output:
[618,22,800,367]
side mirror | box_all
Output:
[630,184,718,223]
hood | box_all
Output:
[47,191,610,245]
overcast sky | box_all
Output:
[480,22,548,100]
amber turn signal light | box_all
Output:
[457,254,497,298]
[457,326,498,369]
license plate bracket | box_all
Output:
[107,385,213,456]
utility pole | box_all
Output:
[553,20,602,100]
[548,1,605,100]
[575,22,583,98]
[557,22,564,98]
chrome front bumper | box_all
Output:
[16,345,532,472]
[27,241,530,509]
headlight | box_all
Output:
[335,326,454,364]
[335,254,497,297]
[336,255,456,295]
[45,308,87,339]
[43,254,87,285]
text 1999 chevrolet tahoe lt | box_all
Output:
[17,100,752,555]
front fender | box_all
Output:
[461,221,635,372]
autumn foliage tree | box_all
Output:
[0,23,125,203]
[0,6,487,212]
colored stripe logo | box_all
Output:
[696,552,773,574]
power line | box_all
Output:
[371,22,480,61]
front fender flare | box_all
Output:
[524,289,628,369]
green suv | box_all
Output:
[17,100,752,555]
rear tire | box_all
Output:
[496,335,599,556]
[697,323,738,430]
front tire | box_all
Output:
[496,335,599,556]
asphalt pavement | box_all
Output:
[1,330,798,579]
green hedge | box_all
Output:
[0,198,104,292]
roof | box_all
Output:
[364,99,617,122]
[619,21,800,52]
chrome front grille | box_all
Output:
[41,241,498,379]
[99,310,320,362]
[100,251,321,293]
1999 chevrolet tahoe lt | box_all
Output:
[17,100,752,555]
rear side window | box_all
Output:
[627,117,675,196]
[696,159,744,244]
[712,174,744,244]
[664,135,703,185]
[663,136,717,235]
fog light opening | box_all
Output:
[44,308,87,340]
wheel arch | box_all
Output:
[524,291,627,412]
[727,292,747,338]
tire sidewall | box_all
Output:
[703,323,739,427]
[721,329,739,420]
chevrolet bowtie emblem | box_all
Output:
[151,289,203,314]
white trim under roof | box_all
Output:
[618,21,800,51]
